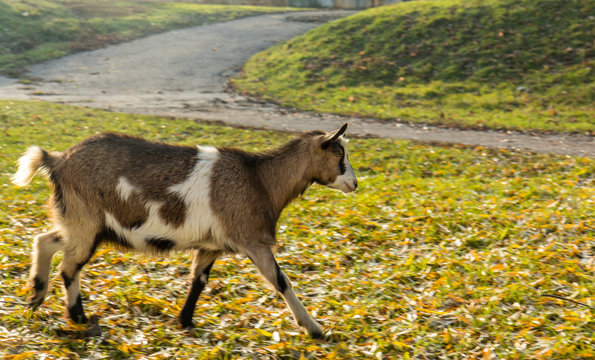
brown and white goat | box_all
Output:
[12,124,357,338]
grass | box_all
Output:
[233,0,595,133]
[0,0,299,77]
[0,100,593,359]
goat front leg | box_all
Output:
[246,246,323,338]
[179,249,221,329]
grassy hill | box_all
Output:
[234,0,595,133]
[0,0,297,77]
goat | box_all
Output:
[12,123,357,338]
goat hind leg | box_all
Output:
[28,230,63,309]
[59,238,97,324]
[246,247,323,338]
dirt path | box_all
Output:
[0,11,592,158]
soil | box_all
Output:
[0,10,592,158]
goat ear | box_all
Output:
[321,123,348,149]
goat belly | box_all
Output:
[103,207,225,253]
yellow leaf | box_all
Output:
[443,330,451,344]
[257,329,272,337]
[415,308,449,315]
[306,344,320,352]
[483,348,491,360]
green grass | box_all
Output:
[0,0,298,77]
[0,100,593,359]
[233,0,595,133]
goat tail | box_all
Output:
[12,146,59,187]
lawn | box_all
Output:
[0,0,299,77]
[0,100,593,359]
[233,0,595,133]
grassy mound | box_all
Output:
[0,100,593,358]
[234,0,595,133]
[0,0,297,77]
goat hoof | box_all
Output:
[308,327,325,340]
[179,311,195,330]
[181,325,196,334]
[180,320,194,331]
[309,330,325,340]
[68,307,88,324]
[182,326,194,333]
[27,296,44,310]
[71,314,88,324]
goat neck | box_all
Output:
[255,138,313,216]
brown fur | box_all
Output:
[50,133,198,230]
[210,131,347,250]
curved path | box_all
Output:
[0,11,592,158]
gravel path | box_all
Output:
[0,11,592,158]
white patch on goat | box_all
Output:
[196,145,219,159]
[166,145,226,250]
[199,273,208,283]
[327,138,358,193]
[103,146,227,252]
[104,211,150,250]
[115,176,138,202]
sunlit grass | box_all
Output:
[0,100,593,359]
